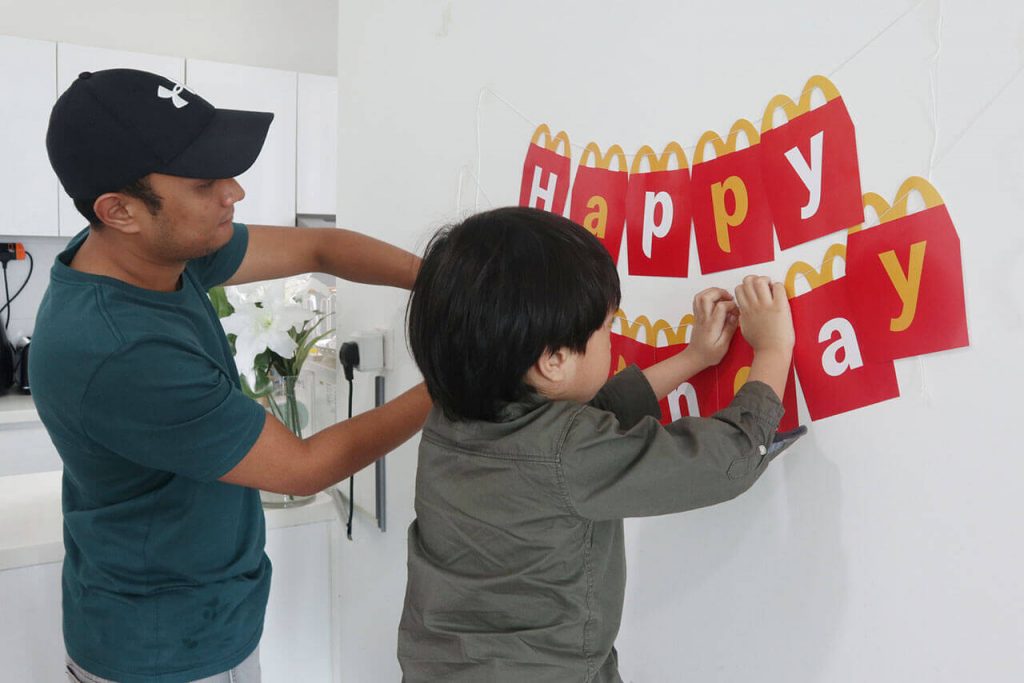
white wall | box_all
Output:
[334,1,1024,681]
[0,0,338,75]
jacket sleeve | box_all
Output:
[586,364,663,429]
[559,380,786,520]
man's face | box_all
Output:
[135,173,245,262]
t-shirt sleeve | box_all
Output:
[559,381,786,521]
[188,222,250,288]
[81,337,267,481]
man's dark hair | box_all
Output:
[407,206,621,422]
[73,176,164,227]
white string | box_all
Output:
[471,0,933,162]
[455,164,494,212]
[917,0,944,402]
[933,61,1024,167]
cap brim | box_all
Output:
[157,108,274,180]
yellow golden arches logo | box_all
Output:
[613,309,695,347]
[530,124,571,157]
[883,176,945,224]
[579,142,628,171]
[848,191,892,236]
[693,118,762,165]
[630,141,690,174]
[784,243,849,298]
[848,178,945,232]
[760,74,843,133]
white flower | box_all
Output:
[220,280,316,388]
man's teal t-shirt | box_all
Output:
[29,224,270,683]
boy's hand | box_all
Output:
[687,287,739,369]
[734,275,795,353]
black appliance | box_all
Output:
[0,324,13,393]
[16,338,29,393]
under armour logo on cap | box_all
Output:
[157,82,194,109]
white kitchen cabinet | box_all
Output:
[55,43,185,237]
[0,36,59,238]
[297,73,338,217]
[0,473,339,683]
[0,421,61,476]
[186,60,297,227]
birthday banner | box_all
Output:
[517,75,970,422]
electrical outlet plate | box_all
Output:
[351,330,385,372]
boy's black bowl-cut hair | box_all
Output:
[408,206,621,422]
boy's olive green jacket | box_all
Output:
[399,365,786,683]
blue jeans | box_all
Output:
[65,647,261,683]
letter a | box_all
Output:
[642,191,674,258]
[818,317,864,377]
[584,196,609,238]
[710,176,749,253]
[529,167,557,210]
[784,131,824,220]
[879,241,927,333]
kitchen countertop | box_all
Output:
[0,471,340,571]
[0,393,39,426]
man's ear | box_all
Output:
[93,193,142,234]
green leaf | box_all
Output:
[207,286,235,318]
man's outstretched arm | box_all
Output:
[225,225,420,289]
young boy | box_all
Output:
[399,206,798,682]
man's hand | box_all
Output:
[686,287,739,369]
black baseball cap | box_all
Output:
[46,68,274,201]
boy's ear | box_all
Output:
[526,347,574,392]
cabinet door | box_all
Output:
[0,562,64,682]
[186,60,297,227]
[263,521,333,682]
[0,37,59,238]
[56,44,185,236]
[297,74,338,216]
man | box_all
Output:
[31,68,431,683]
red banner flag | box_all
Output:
[570,143,630,263]
[518,124,571,215]
[655,343,719,424]
[691,119,775,274]
[846,178,969,362]
[760,75,864,250]
[714,331,800,432]
[625,142,693,277]
[787,246,900,421]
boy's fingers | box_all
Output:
[771,282,789,306]
[710,300,730,327]
[752,276,773,305]
[724,311,740,335]
[701,287,733,302]
[694,287,730,320]
[734,283,750,311]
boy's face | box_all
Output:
[562,312,615,403]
